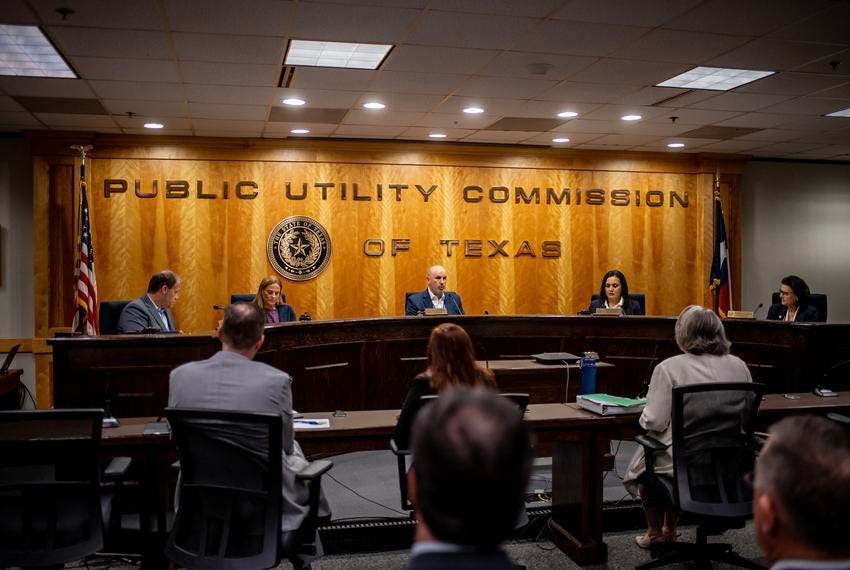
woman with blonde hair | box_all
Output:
[392,323,496,448]
[252,275,296,324]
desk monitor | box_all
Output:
[0,344,20,373]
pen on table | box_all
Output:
[295,419,324,425]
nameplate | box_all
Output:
[424,308,448,315]
[594,308,623,316]
[727,310,755,319]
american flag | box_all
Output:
[71,174,99,335]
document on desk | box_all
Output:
[294,418,331,429]
[577,394,645,416]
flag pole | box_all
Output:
[70,144,96,335]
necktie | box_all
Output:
[159,309,170,331]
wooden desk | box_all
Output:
[49,316,850,416]
[102,392,850,566]
[0,369,22,409]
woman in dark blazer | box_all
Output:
[588,269,644,315]
[766,275,819,322]
[252,275,296,324]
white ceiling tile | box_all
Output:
[812,82,850,100]
[580,105,672,122]
[332,124,408,138]
[697,139,768,152]
[290,68,376,91]
[550,119,620,134]
[275,88,361,108]
[690,92,792,112]
[573,143,634,150]
[103,100,188,118]
[643,108,743,125]
[461,130,540,143]
[769,3,850,44]
[406,12,537,50]
[761,97,850,115]
[522,132,604,145]
[113,116,192,129]
[304,0,426,9]
[48,27,172,59]
[568,59,691,86]
[431,96,526,116]
[411,113,501,129]
[791,47,850,75]
[516,20,649,57]
[611,29,749,64]
[192,118,266,131]
[791,129,850,145]
[71,57,181,82]
[184,85,273,106]
[0,111,42,126]
[33,0,164,29]
[188,103,269,121]
[342,109,423,126]
[263,122,337,136]
[713,113,795,129]
[520,100,600,119]
[428,0,565,17]
[477,52,596,81]
[591,133,664,146]
[122,128,194,136]
[173,33,285,64]
[751,142,831,154]
[708,40,847,73]
[51,125,123,133]
[89,81,185,101]
[181,62,279,87]
[34,113,118,127]
[536,82,642,103]
[735,128,806,142]
[771,115,848,132]
[611,87,690,107]
[0,77,96,98]
[665,0,828,36]
[354,92,444,112]
[294,3,421,43]
[367,71,465,96]
[383,45,498,74]
[400,126,477,140]
[788,150,847,159]
[195,129,262,137]
[551,0,701,27]
[453,76,558,99]
[3,0,40,24]
[165,0,292,35]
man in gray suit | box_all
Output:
[168,302,329,544]
[118,270,181,333]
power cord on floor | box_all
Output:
[326,472,409,517]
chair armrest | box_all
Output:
[103,456,132,481]
[828,413,850,427]
[389,439,411,456]
[634,434,667,452]
[295,459,333,481]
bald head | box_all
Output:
[426,265,448,298]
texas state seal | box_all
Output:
[267,216,332,281]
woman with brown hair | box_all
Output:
[252,275,296,324]
[392,323,496,448]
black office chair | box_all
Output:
[389,393,529,511]
[98,300,131,334]
[231,293,286,304]
[589,293,646,315]
[164,408,331,570]
[770,292,827,322]
[635,382,766,570]
[0,409,122,568]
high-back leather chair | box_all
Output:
[98,300,131,334]
[231,293,286,304]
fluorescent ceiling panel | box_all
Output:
[657,66,774,91]
[285,39,392,70]
[825,107,850,118]
[0,25,76,78]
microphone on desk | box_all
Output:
[448,293,464,315]
[213,304,226,311]
[752,303,764,318]
[816,358,850,396]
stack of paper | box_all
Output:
[577,393,646,416]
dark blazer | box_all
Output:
[405,290,464,316]
[392,374,435,450]
[766,303,819,322]
[267,304,296,323]
[408,549,516,570]
[118,294,177,333]
[588,297,644,315]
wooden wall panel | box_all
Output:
[47,164,75,329]
[32,135,746,335]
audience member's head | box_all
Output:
[426,323,495,391]
[409,388,532,548]
[674,305,730,356]
[754,415,850,564]
[147,270,181,309]
[219,302,265,355]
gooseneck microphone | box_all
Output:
[448,293,464,315]
[213,304,226,311]
[752,303,764,318]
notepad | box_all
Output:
[577,393,645,416]
[294,418,330,429]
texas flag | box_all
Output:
[709,196,731,318]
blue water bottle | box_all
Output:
[580,351,599,394]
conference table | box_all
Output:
[101,391,850,566]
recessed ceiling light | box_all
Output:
[290,129,310,134]
[667,142,685,148]
[557,111,578,118]
[825,107,850,118]
[429,133,447,139]
[144,123,164,129]
[284,39,393,70]
[363,101,386,109]
[552,137,570,143]
[463,107,485,114]
[0,24,77,78]
[657,66,775,91]
[282,98,306,106]
[622,114,642,121]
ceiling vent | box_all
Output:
[678,126,763,140]
[13,96,108,115]
[484,117,566,131]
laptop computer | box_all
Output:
[0,344,20,373]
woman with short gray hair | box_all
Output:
[623,305,751,549]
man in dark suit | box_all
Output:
[168,302,328,561]
[406,388,531,569]
[405,265,464,315]
[118,270,181,333]
[753,415,850,569]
